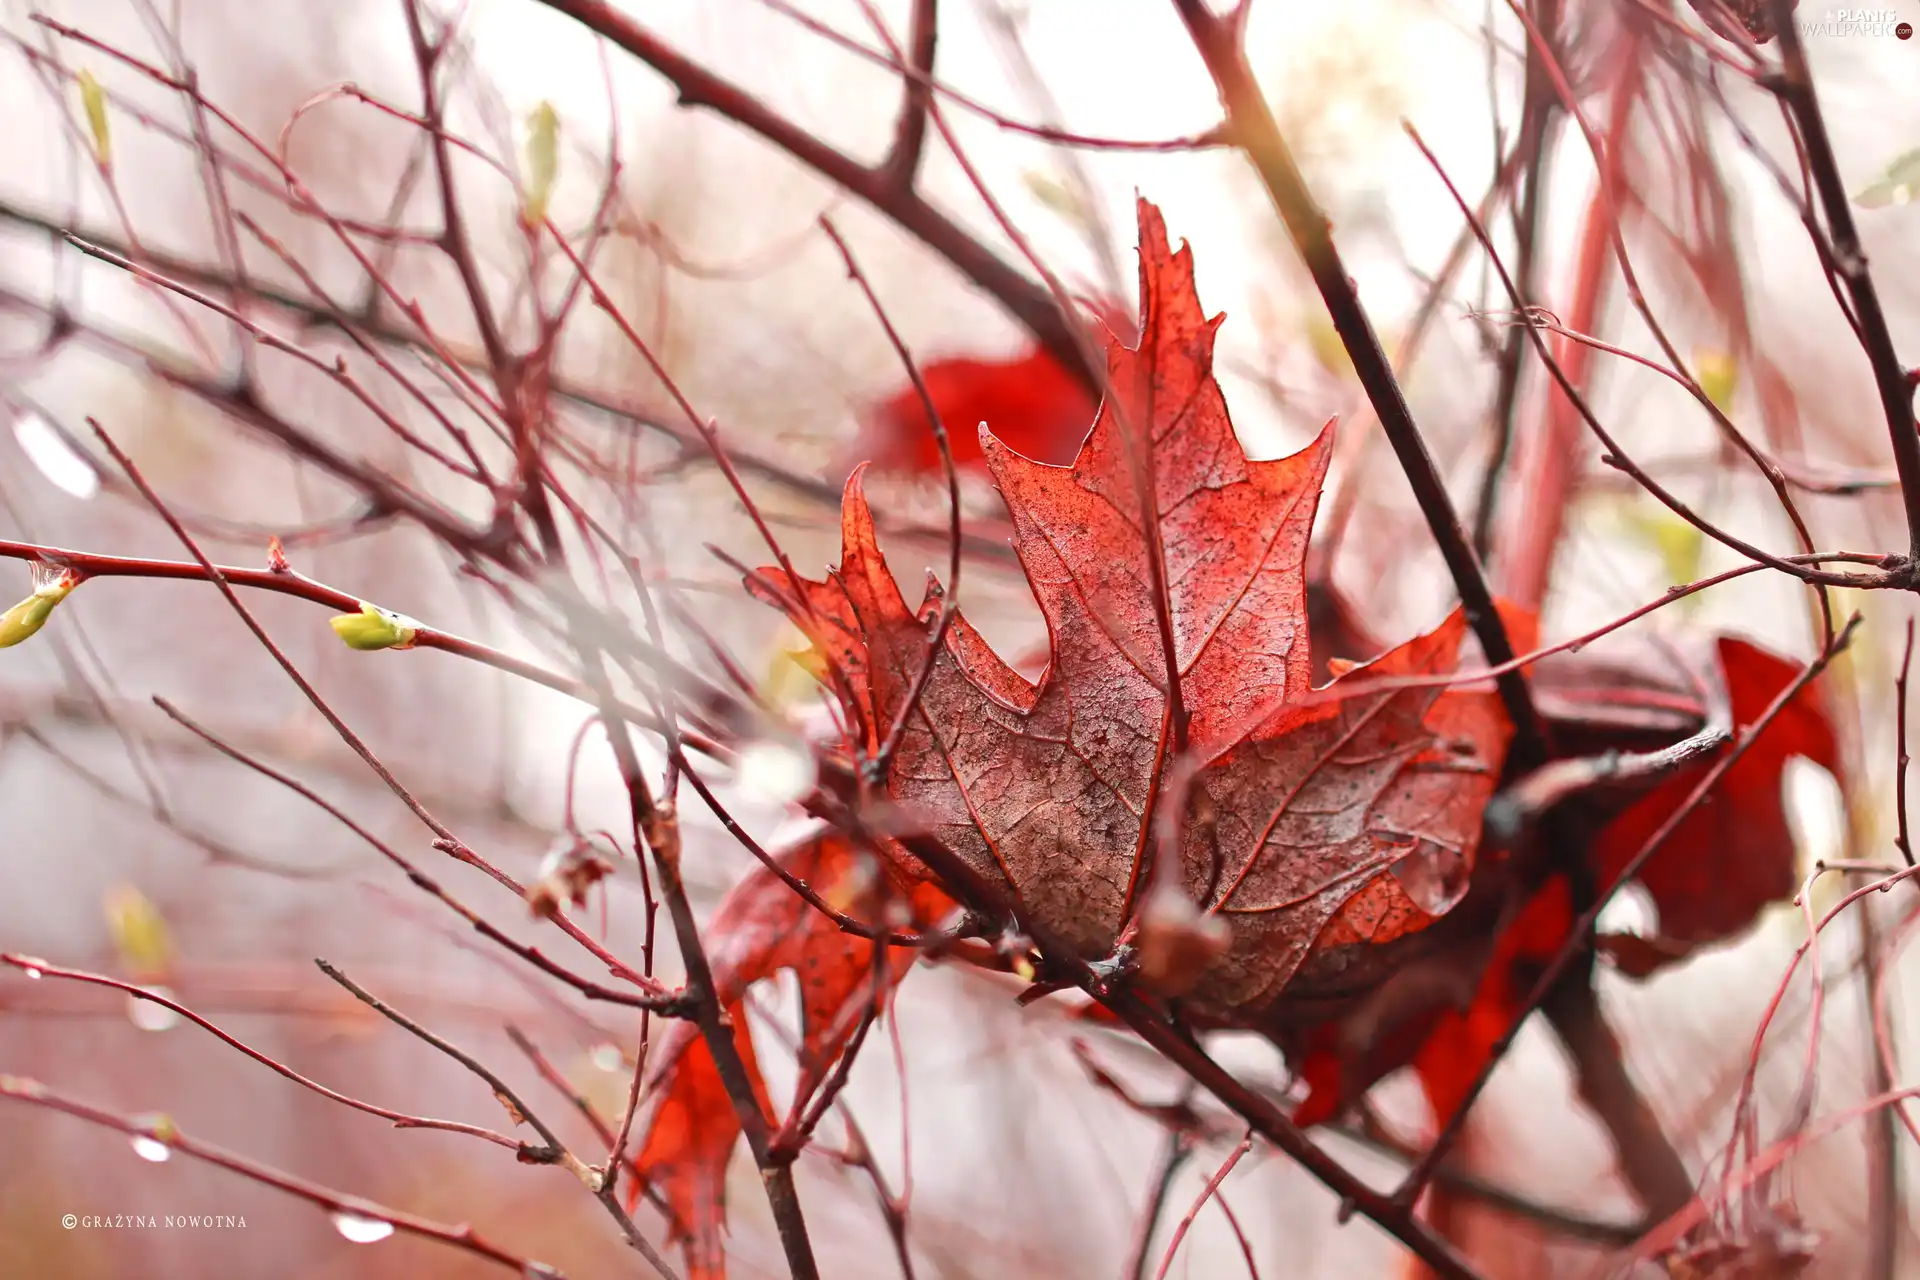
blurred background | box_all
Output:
[3,0,1920,1276]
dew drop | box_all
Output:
[126,988,180,1033]
[22,966,42,981]
[131,1135,170,1163]
[734,738,815,807]
[331,1212,395,1244]
[12,410,101,499]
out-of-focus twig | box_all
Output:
[0,956,520,1149]
[1766,0,1920,565]
[529,0,1096,386]
[0,1074,566,1277]
[1170,0,1546,769]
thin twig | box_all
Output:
[1151,1133,1252,1280]
[0,534,728,761]
[1124,1125,1197,1280]
[1472,0,1562,556]
[1396,616,1861,1206]
[149,699,681,1010]
[0,1075,565,1276]
[0,955,518,1148]
[1401,125,1884,596]
[312,959,573,1167]
[1897,618,1915,866]
[880,0,937,189]
[1765,0,1920,563]
[817,217,962,776]
[1170,0,1546,768]
[528,0,1094,385]
[1859,883,1900,1280]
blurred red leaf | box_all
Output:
[631,1007,762,1280]
[846,298,1134,476]
[1408,878,1575,1125]
[853,346,1096,473]
[758,199,1517,1030]
[631,832,951,1277]
[1292,636,1838,1130]
[1590,636,1840,971]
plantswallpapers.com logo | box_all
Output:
[1799,7,1916,37]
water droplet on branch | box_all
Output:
[126,989,180,1033]
[12,410,101,499]
[330,1212,395,1244]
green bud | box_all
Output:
[1854,147,1920,211]
[0,595,60,648]
[523,101,559,226]
[1305,313,1354,381]
[329,601,420,651]
[1620,503,1704,603]
[105,883,173,982]
[1694,348,1739,415]
[77,69,111,168]
[1021,169,1086,224]
[0,564,79,649]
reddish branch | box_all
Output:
[880,0,938,188]
[1170,0,1546,768]
[1396,616,1861,1206]
[529,0,1097,386]
[1152,1133,1253,1280]
[808,816,1486,1280]
[1765,0,1920,563]
[1491,45,1630,611]
[589,663,822,1278]
[1898,621,1916,867]
[152,699,686,1013]
[0,537,724,760]
[309,955,681,1280]
[817,217,964,776]
[1500,5,1830,597]
[0,1074,566,1277]
[1471,0,1563,557]
[754,0,1227,158]
[1404,125,1897,597]
[0,956,525,1151]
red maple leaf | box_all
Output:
[758,199,1518,1029]
[722,201,1840,1256]
[1591,635,1840,972]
